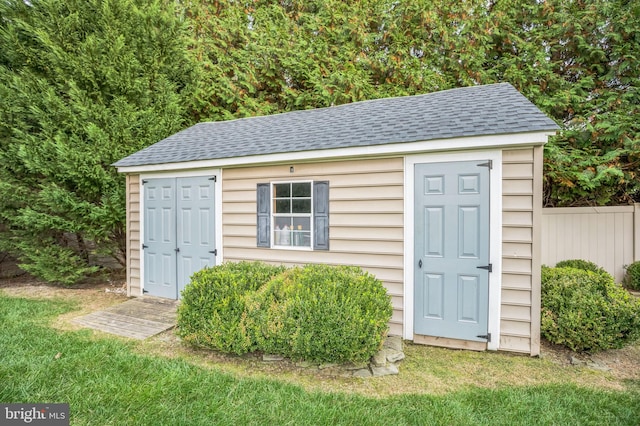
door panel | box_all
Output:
[143,178,177,299]
[176,176,216,297]
[144,176,216,299]
[414,161,490,341]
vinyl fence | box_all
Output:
[541,204,640,283]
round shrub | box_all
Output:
[541,266,640,352]
[244,264,393,363]
[555,259,608,276]
[176,261,286,355]
[624,261,640,291]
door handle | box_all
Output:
[418,259,423,268]
[174,247,180,252]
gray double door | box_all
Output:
[143,176,216,299]
[414,161,490,342]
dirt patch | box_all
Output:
[2,277,639,396]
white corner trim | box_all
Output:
[116,131,551,174]
[403,149,502,350]
[137,169,224,295]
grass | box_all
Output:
[1,294,639,425]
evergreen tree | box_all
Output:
[0,0,196,283]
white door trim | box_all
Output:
[404,150,502,350]
[138,169,223,296]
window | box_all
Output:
[257,181,329,250]
[273,182,312,247]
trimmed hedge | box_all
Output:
[541,266,640,352]
[555,259,607,276]
[176,261,286,354]
[177,262,393,364]
[624,261,640,291]
[244,264,392,363]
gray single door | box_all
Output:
[144,176,216,299]
[143,178,177,299]
[414,161,490,342]
[176,176,216,297]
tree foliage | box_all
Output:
[183,0,639,205]
[0,0,638,283]
[0,0,195,283]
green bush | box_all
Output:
[623,261,640,291]
[244,264,393,363]
[555,259,608,276]
[176,261,286,355]
[541,266,640,352]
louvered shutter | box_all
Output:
[313,181,329,250]
[256,183,270,247]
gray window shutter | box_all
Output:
[257,183,270,247]
[313,181,329,250]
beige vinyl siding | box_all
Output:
[222,158,405,336]
[501,147,541,355]
[126,174,141,296]
[542,205,639,282]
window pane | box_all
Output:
[274,217,293,246]
[292,182,311,197]
[292,217,311,247]
[275,199,291,214]
[274,183,290,198]
[292,199,311,213]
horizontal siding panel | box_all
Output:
[224,248,403,269]
[129,192,140,203]
[499,335,531,353]
[502,195,533,210]
[331,185,403,200]
[502,179,533,195]
[502,226,532,242]
[502,288,531,305]
[501,319,531,337]
[503,163,533,179]
[331,226,404,240]
[130,231,140,242]
[223,225,255,237]
[502,257,532,274]
[501,273,532,289]
[384,281,403,296]
[501,304,531,321]
[502,242,532,258]
[360,267,404,283]
[330,238,404,254]
[223,213,256,226]
[391,309,403,323]
[331,213,404,227]
[130,202,140,213]
[224,202,256,214]
[331,199,404,214]
[503,148,534,162]
[223,189,256,203]
[388,322,402,336]
[223,158,404,180]
[503,211,533,226]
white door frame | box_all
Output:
[139,169,223,296]
[404,150,502,350]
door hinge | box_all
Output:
[142,244,148,249]
[142,179,148,185]
[142,288,149,294]
[209,249,217,256]
[477,264,492,273]
[477,333,491,342]
[209,176,217,182]
[477,160,492,169]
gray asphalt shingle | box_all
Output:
[114,83,559,168]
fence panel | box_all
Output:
[541,204,639,283]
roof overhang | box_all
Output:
[115,130,555,174]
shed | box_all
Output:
[114,83,559,355]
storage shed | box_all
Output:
[114,83,559,355]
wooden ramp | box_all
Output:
[73,297,178,339]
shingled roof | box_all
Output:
[114,83,558,168]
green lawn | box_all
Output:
[1,295,638,425]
